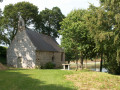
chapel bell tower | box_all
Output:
[18,12,25,31]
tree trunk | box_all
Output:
[95,57,96,71]
[100,53,103,72]
[80,57,84,69]
[76,60,78,71]
[68,60,70,64]
[85,57,87,69]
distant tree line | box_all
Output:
[59,0,120,74]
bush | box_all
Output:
[0,46,7,57]
[44,62,56,69]
[104,59,120,75]
[0,46,7,64]
[104,53,120,75]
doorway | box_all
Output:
[17,57,22,68]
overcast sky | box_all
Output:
[0,0,100,45]
[0,0,100,16]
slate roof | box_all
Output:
[26,29,63,52]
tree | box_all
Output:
[35,7,65,38]
[86,0,120,74]
[0,0,3,43]
[100,0,120,74]
[1,2,38,45]
[86,5,111,72]
[59,9,95,70]
[0,0,3,2]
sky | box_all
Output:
[0,0,100,45]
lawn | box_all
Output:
[0,69,77,90]
[0,69,120,90]
[66,70,120,90]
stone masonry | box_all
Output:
[7,30,36,68]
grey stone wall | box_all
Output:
[7,30,36,68]
[36,51,65,68]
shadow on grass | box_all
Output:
[0,70,76,90]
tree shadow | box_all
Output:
[0,70,76,90]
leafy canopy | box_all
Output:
[36,7,65,38]
[1,2,38,45]
[60,9,95,61]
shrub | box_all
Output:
[104,53,120,75]
[0,46,7,64]
[104,59,120,75]
[0,46,7,57]
[44,62,56,69]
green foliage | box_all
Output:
[60,0,120,73]
[86,0,120,73]
[44,62,56,69]
[35,7,65,38]
[59,9,95,66]
[1,2,38,45]
[0,56,6,64]
[0,46,7,64]
[104,53,120,75]
[0,46,7,57]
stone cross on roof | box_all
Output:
[18,12,25,30]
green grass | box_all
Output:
[0,69,77,90]
[0,69,120,90]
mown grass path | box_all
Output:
[0,69,77,90]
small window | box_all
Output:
[52,56,54,62]
[52,52,54,62]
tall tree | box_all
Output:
[35,7,65,38]
[0,0,3,43]
[100,0,120,74]
[59,9,95,70]
[1,2,38,45]
[86,0,120,73]
[86,5,111,72]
